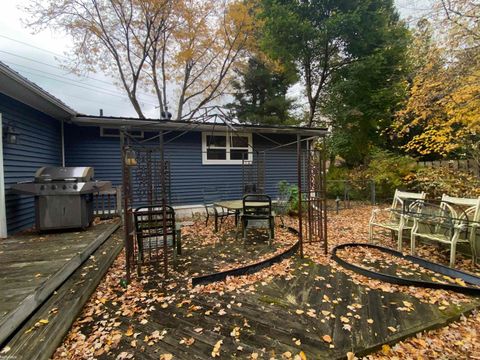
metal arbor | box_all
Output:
[298,142,328,256]
[121,131,172,281]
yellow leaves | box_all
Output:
[381,344,391,355]
[125,327,134,337]
[160,354,173,360]
[211,340,222,357]
[230,326,240,338]
[394,37,480,158]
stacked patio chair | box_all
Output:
[368,189,427,251]
[241,194,275,244]
[410,195,480,267]
[133,205,181,274]
[202,187,236,230]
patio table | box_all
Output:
[213,200,277,232]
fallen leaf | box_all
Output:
[212,340,223,357]
[125,327,134,337]
[322,335,332,343]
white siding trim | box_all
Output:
[0,114,7,238]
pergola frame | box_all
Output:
[106,108,327,281]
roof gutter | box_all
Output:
[71,116,328,137]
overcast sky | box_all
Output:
[0,0,432,119]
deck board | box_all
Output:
[4,229,123,360]
[0,221,120,346]
[95,258,480,359]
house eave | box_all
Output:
[0,62,77,120]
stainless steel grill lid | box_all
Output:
[34,167,94,182]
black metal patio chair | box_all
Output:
[241,194,274,244]
[133,205,180,274]
[202,187,236,230]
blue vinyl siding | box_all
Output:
[0,93,62,233]
[65,124,299,205]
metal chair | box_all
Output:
[202,187,236,231]
[411,195,480,267]
[241,194,274,244]
[133,205,180,274]
[369,189,426,251]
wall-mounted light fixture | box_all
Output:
[3,123,20,145]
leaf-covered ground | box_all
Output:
[51,206,480,359]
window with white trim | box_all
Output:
[202,132,252,165]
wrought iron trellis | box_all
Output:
[298,140,328,256]
[121,130,172,281]
[242,151,265,194]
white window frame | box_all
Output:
[202,132,253,165]
[100,127,144,138]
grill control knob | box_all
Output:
[40,185,46,191]
[73,184,78,190]
[62,184,67,190]
[51,185,57,190]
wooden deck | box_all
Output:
[4,228,124,360]
[50,223,480,359]
[97,258,480,359]
[0,220,120,345]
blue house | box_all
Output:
[0,61,327,236]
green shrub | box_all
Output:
[277,180,302,215]
[365,148,417,200]
[326,167,350,198]
[405,167,480,199]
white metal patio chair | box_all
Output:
[369,189,426,251]
[410,195,480,267]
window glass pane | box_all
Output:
[206,135,226,147]
[231,136,249,148]
[207,149,227,160]
[230,149,249,160]
[102,128,120,136]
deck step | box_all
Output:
[2,228,123,360]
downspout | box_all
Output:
[61,120,65,167]
[0,114,7,238]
